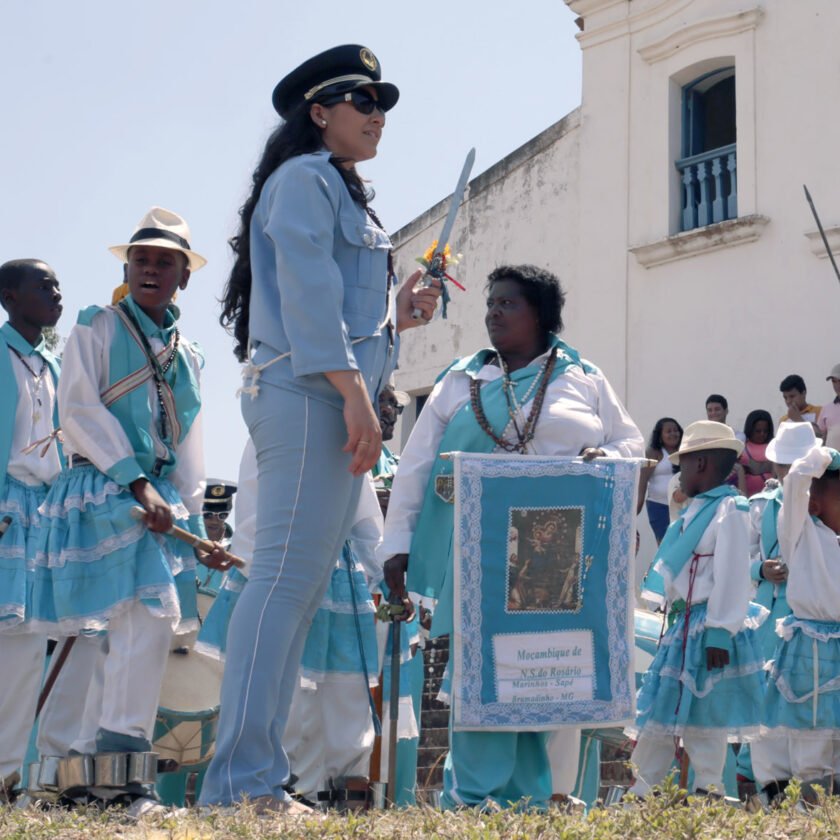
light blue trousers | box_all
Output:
[200,385,361,805]
[441,727,553,810]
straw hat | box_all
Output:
[766,420,818,465]
[668,420,744,464]
[109,207,206,272]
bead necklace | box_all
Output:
[470,348,557,453]
[10,346,48,422]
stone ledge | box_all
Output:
[629,214,770,268]
[805,225,840,261]
[637,7,764,64]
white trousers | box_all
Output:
[750,736,791,788]
[70,602,171,752]
[0,633,45,778]
[629,732,728,794]
[754,734,840,785]
[547,728,582,794]
[284,677,374,801]
[37,634,104,757]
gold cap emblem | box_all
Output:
[360,48,377,73]
[210,485,225,497]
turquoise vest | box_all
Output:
[405,336,594,637]
[0,322,62,497]
[76,296,202,478]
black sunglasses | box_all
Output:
[319,90,384,116]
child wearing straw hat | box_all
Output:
[0,259,63,801]
[751,434,840,803]
[32,208,228,811]
[628,421,766,796]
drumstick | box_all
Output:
[130,506,246,569]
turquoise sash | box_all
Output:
[406,336,593,634]
[758,486,782,560]
[0,323,62,497]
[642,484,746,601]
[76,295,201,478]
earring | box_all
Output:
[321,120,327,126]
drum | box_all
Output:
[582,607,662,748]
[153,646,224,768]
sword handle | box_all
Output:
[410,272,436,320]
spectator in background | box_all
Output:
[638,417,683,543]
[738,410,774,497]
[818,363,840,448]
[706,393,745,441]
[705,394,730,424]
[778,374,821,428]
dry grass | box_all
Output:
[2,781,839,839]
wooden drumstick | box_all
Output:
[130,506,246,569]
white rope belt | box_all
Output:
[237,334,379,400]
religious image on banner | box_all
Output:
[452,453,639,732]
[506,507,583,614]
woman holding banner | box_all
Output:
[382,264,644,811]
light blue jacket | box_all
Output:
[249,150,397,408]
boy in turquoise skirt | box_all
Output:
[629,421,766,796]
[0,259,63,800]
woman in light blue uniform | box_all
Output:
[200,45,438,811]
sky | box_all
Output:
[1,1,583,483]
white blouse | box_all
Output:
[380,352,644,558]
[7,347,62,486]
[660,494,753,635]
[779,447,840,622]
[58,308,206,516]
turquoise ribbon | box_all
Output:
[642,484,746,600]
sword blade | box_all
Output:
[435,147,476,254]
[804,184,840,285]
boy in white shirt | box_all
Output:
[629,421,765,796]
[752,440,840,803]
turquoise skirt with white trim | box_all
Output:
[31,464,197,634]
[763,615,840,738]
[0,475,48,632]
[626,601,766,741]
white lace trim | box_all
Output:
[299,667,378,688]
[656,660,765,698]
[624,720,762,743]
[0,498,40,528]
[759,725,840,740]
[38,480,124,517]
[193,640,225,663]
[34,523,147,568]
[317,597,376,615]
[27,587,182,635]
[0,546,26,561]
[769,671,840,704]
[779,619,840,642]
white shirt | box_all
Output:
[380,353,644,557]
[58,308,206,516]
[779,447,840,622]
[7,346,61,486]
[662,494,753,635]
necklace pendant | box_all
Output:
[32,411,41,424]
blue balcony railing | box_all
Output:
[676,143,737,231]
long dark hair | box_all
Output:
[649,417,683,451]
[744,409,774,443]
[220,100,372,361]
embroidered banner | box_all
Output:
[452,453,639,731]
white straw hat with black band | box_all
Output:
[109,206,207,272]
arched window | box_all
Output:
[677,67,736,231]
